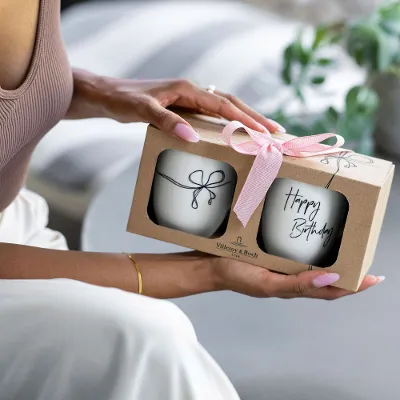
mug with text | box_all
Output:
[151,149,237,238]
[260,178,348,267]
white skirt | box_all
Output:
[0,189,240,400]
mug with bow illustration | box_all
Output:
[151,149,237,237]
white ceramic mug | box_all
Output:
[151,149,237,238]
[260,178,348,266]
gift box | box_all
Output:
[127,112,395,291]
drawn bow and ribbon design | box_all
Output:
[156,169,232,210]
[320,151,374,188]
[221,121,352,227]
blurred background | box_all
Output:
[26,2,399,399]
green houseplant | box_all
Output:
[271,1,400,155]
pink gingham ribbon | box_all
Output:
[221,121,349,227]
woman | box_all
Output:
[0,1,382,399]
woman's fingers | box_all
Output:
[262,270,338,298]
[173,84,269,133]
[169,80,286,133]
[215,90,286,133]
[197,93,267,133]
[262,270,382,300]
[215,258,382,300]
[143,97,200,142]
[307,274,383,300]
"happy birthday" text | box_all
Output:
[283,186,334,246]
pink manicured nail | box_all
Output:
[313,273,340,288]
[173,123,200,143]
[257,122,269,133]
[376,276,386,284]
[268,119,286,133]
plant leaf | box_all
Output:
[316,58,334,66]
[312,25,329,50]
[380,20,400,35]
[336,114,373,141]
[293,30,311,66]
[282,67,292,85]
[326,106,340,122]
[281,44,294,85]
[295,87,306,104]
[345,86,379,116]
[347,22,381,71]
[379,2,400,35]
[330,32,345,44]
[311,76,326,85]
[317,106,341,132]
[376,29,398,71]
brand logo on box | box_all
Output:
[230,236,247,247]
[216,237,258,260]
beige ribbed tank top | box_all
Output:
[0,0,73,212]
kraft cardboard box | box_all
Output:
[127,112,395,291]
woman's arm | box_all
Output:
[0,243,217,299]
[0,242,380,300]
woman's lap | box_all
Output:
[0,279,193,398]
[0,278,240,400]
[0,190,240,400]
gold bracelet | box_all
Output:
[122,253,143,295]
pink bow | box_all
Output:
[221,121,349,227]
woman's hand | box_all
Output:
[212,256,383,300]
[134,251,383,300]
[66,69,285,142]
